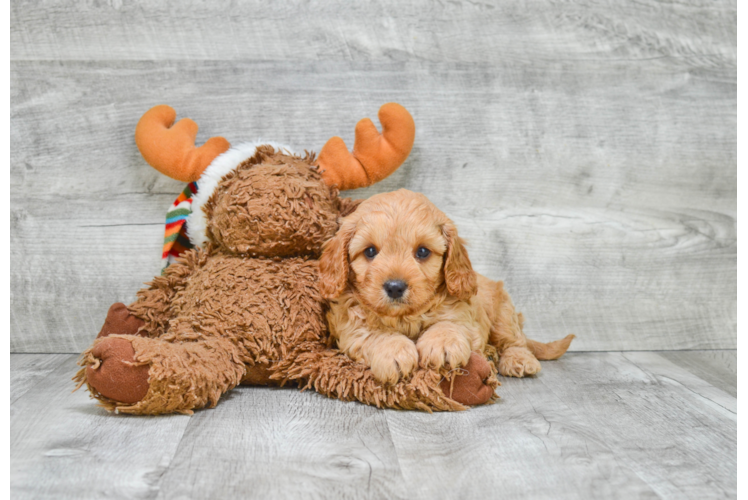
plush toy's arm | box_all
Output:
[275,343,499,411]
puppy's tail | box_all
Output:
[526,334,575,360]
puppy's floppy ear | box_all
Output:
[319,219,356,299]
[442,221,478,300]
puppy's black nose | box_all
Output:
[383,280,408,299]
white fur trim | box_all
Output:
[186,141,296,248]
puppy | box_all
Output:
[319,189,574,385]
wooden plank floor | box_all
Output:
[10,351,736,499]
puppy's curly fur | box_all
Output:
[320,189,574,384]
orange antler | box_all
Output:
[318,103,415,190]
[134,105,231,182]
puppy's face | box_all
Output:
[320,189,477,317]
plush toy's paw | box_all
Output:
[97,303,146,339]
[498,346,542,377]
[440,352,496,406]
[416,323,472,371]
[86,337,150,404]
[368,336,419,384]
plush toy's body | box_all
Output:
[75,104,499,414]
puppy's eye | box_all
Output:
[416,246,431,259]
[364,246,378,259]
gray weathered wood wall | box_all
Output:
[10,0,736,353]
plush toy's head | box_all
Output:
[134,104,416,260]
[202,146,339,257]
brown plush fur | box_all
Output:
[204,151,340,258]
[75,147,495,414]
[319,189,574,383]
[96,303,146,339]
[439,352,496,405]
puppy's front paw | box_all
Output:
[498,346,542,377]
[368,336,419,384]
[417,323,472,370]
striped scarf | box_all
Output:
[162,182,198,270]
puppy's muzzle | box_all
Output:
[383,280,408,300]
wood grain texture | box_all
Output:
[11,60,737,212]
[10,0,736,64]
[659,350,737,398]
[450,206,735,351]
[11,195,174,353]
[11,55,735,352]
[386,351,736,500]
[10,1,736,352]
[10,352,736,499]
[10,354,71,403]
[156,386,405,500]
[10,355,192,500]
[622,351,736,416]
[537,352,736,498]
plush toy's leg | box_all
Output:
[94,250,208,343]
[241,363,282,386]
[75,334,246,415]
[83,336,151,403]
[126,249,209,338]
[97,303,147,339]
[276,344,498,411]
[438,352,498,406]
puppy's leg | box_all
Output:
[360,333,420,385]
[488,282,541,377]
[498,346,541,377]
[417,321,474,371]
[329,303,419,385]
[366,334,419,384]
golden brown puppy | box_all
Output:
[319,189,574,384]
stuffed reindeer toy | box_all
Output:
[74,103,503,414]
